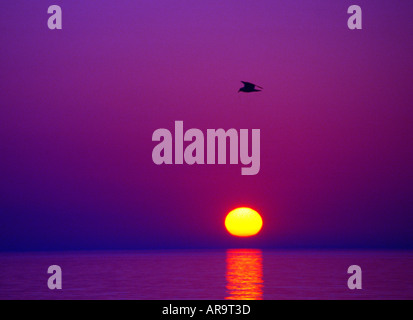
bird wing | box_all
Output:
[241,81,263,89]
[241,81,254,89]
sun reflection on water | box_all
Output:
[225,249,263,300]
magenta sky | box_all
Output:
[0,0,412,250]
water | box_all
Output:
[1,250,412,300]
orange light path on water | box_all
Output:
[225,249,263,300]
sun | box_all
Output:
[225,207,263,237]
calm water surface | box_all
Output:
[0,250,412,299]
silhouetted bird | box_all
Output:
[238,81,263,93]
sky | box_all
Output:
[0,0,412,251]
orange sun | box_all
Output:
[225,207,263,237]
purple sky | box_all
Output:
[0,0,412,250]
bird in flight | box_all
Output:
[238,81,263,93]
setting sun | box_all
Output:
[225,208,263,237]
